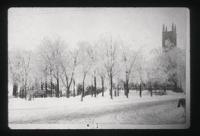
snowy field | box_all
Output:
[8,90,186,129]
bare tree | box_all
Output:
[38,38,65,97]
[77,41,92,101]
[8,50,23,97]
[20,51,32,99]
[176,48,186,93]
[136,55,146,97]
[86,44,99,97]
[99,36,120,99]
[72,77,76,97]
[164,47,186,92]
[37,39,52,96]
[121,43,141,98]
[60,49,79,98]
[97,66,106,97]
[9,50,32,99]
[96,43,107,97]
[150,47,179,93]
[95,40,110,97]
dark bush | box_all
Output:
[84,85,103,96]
[85,86,93,96]
[77,84,83,96]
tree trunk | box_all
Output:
[110,73,113,99]
[56,78,59,97]
[50,70,53,97]
[179,79,184,93]
[23,88,25,98]
[66,76,70,98]
[91,79,93,97]
[126,80,129,98]
[20,86,23,98]
[22,88,24,98]
[139,83,142,97]
[101,76,104,97]
[125,71,129,98]
[124,82,126,96]
[66,86,70,98]
[81,80,85,101]
[174,82,177,92]
[13,82,18,97]
[24,81,27,100]
[116,84,119,96]
[73,79,75,97]
[45,80,47,97]
[127,82,129,98]
[41,82,43,90]
[163,85,166,94]
[114,89,116,97]
[94,76,97,97]
[19,87,22,98]
[50,79,53,97]
[150,83,152,97]
[91,84,93,97]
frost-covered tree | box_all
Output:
[8,50,23,97]
[86,44,99,97]
[77,41,92,101]
[176,48,186,93]
[148,47,169,94]
[149,47,186,93]
[37,38,53,96]
[9,50,32,98]
[38,38,65,97]
[60,48,79,98]
[133,53,148,97]
[164,48,186,92]
[120,43,141,98]
[99,36,120,99]
[96,41,107,97]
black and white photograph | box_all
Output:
[8,8,190,129]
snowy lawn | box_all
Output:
[9,90,186,128]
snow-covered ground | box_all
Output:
[8,90,186,129]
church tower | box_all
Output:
[162,23,177,52]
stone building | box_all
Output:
[162,23,177,52]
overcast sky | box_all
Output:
[8,8,189,54]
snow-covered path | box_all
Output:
[9,90,186,129]
[33,99,185,124]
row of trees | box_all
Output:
[8,35,186,101]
